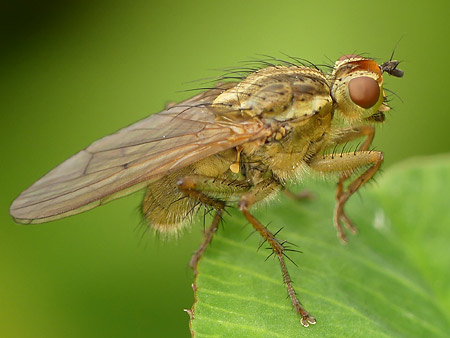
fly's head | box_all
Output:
[330,54,403,123]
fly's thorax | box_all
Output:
[211,66,333,123]
[241,112,333,182]
[330,55,391,123]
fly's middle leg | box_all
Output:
[284,189,315,201]
[238,181,316,327]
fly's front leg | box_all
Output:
[332,126,375,205]
[177,175,250,274]
[329,126,376,235]
[309,150,383,243]
[238,181,316,327]
[331,125,375,152]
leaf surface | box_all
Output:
[191,155,450,337]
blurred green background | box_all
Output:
[1,0,448,337]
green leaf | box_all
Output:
[190,155,450,337]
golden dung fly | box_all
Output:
[10,54,403,327]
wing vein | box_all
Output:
[10,85,269,222]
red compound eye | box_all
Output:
[348,76,380,109]
[338,54,361,61]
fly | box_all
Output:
[10,54,403,327]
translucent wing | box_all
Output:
[10,85,271,224]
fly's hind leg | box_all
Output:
[189,211,222,273]
[177,175,250,274]
[239,180,316,327]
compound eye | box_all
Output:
[348,76,380,109]
[338,54,361,61]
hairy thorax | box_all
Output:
[143,66,335,232]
